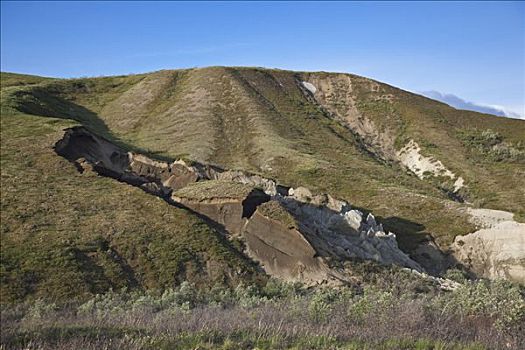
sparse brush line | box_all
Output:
[1,278,523,349]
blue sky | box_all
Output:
[2,1,524,117]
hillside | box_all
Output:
[1,68,524,302]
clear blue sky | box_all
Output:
[2,1,524,116]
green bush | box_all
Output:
[458,128,525,162]
[4,276,524,350]
[443,268,469,284]
[77,282,201,316]
[23,299,57,320]
[435,279,525,332]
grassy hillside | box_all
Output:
[1,67,524,302]
[0,72,54,88]
[0,112,263,303]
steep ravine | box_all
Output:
[298,77,467,200]
[54,126,432,286]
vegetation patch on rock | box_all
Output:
[172,180,258,201]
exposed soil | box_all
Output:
[54,126,431,286]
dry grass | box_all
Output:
[172,180,256,201]
[1,277,523,350]
[0,112,263,303]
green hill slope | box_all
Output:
[0,112,262,303]
[1,67,524,301]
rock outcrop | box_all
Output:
[397,139,465,193]
[280,188,423,272]
[55,126,430,285]
[55,126,131,175]
[54,127,206,196]
[243,201,338,284]
[452,208,525,283]
[172,180,270,236]
[177,181,424,284]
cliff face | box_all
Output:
[452,209,525,283]
[243,203,333,284]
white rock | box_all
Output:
[301,81,317,94]
[453,177,465,192]
[452,211,525,283]
[344,210,363,231]
[397,139,465,192]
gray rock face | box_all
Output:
[279,191,423,272]
[214,170,278,196]
[54,127,130,175]
[243,206,337,285]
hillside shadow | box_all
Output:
[379,216,428,252]
[378,215,471,276]
[15,87,175,162]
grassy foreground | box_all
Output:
[2,273,524,350]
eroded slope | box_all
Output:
[0,114,263,303]
[54,126,424,286]
[2,67,525,297]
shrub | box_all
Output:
[458,128,525,162]
[261,278,304,299]
[4,273,525,349]
[443,268,469,284]
[77,282,201,316]
[435,279,525,332]
[23,299,57,320]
